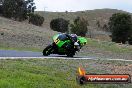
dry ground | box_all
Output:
[0,16,57,50]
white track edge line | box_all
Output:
[0,57,132,62]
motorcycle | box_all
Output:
[43,34,87,57]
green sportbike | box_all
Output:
[43,34,87,57]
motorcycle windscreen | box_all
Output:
[53,34,60,41]
[53,34,66,47]
[53,34,71,47]
[56,34,69,47]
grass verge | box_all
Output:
[87,39,132,53]
[0,44,41,52]
[0,59,131,88]
[0,38,132,54]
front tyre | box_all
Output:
[66,52,75,57]
[43,45,53,56]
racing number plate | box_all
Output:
[54,38,59,44]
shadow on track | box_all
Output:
[46,54,96,59]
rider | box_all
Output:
[59,33,80,51]
[65,34,78,43]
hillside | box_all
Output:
[36,9,127,25]
[36,9,130,40]
[0,16,57,50]
[0,9,130,48]
[1,9,128,47]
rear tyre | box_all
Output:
[43,45,53,56]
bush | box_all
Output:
[108,13,132,44]
[0,5,3,15]
[128,36,132,45]
[29,14,44,26]
[70,17,88,37]
[50,18,69,33]
[103,24,109,31]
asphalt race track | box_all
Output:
[0,50,43,57]
[0,50,95,59]
[0,50,132,61]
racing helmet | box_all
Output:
[70,34,77,42]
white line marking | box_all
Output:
[0,57,132,62]
[0,57,93,60]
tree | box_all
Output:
[96,20,101,28]
[108,13,132,44]
[0,0,4,5]
[0,4,3,14]
[26,0,36,14]
[65,10,68,14]
[29,13,44,26]
[103,24,109,31]
[70,17,88,37]
[50,18,69,33]
[2,0,36,21]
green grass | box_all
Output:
[0,44,41,52]
[87,39,132,53]
[0,37,132,55]
[0,59,131,88]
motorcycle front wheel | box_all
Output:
[43,45,53,56]
[66,51,75,57]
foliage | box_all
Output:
[96,20,101,28]
[26,0,36,14]
[70,17,88,37]
[0,5,3,14]
[50,18,69,33]
[2,0,36,21]
[29,13,44,26]
[103,24,109,31]
[128,36,132,45]
[0,0,3,14]
[108,13,132,44]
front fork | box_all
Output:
[74,42,80,51]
